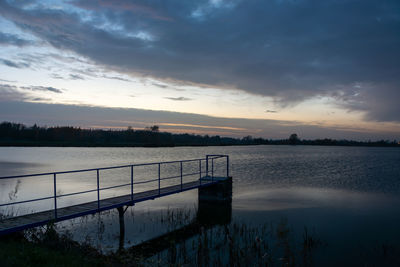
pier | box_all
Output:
[0,155,231,236]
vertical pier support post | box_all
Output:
[206,155,209,176]
[211,158,214,181]
[199,160,202,185]
[198,176,232,225]
[226,155,229,178]
[117,206,125,251]
[53,173,57,219]
[180,161,183,191]
[158,163,161,196]
[97,169,100,210]
[130,165,134,202]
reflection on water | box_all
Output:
[198,177,232,225]
[233,187,400,266]
[234,186,400,212]
[121,180,233,263]
[0,146,400,265]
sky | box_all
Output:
[0,0,399,140]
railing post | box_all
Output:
[158,163,161,196]
[131,165,134,202]
[226,155,229,177]
[53,173,57,219]
[211,158,214,181]
[199,160,202,185]
[206,155,209,176]
[97,169,100,210]
[180,161,183,191]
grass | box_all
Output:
[2,205,400,266]
[0,225,114,267]
[114,215,324,266]
[2,207,323,266]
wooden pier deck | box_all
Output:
[0,178,225,235]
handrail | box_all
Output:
[0,155,229,220]
[0,157,211,180]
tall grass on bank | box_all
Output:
[0,224,111,266]
[2,206,400,266]
[127,218,323,266]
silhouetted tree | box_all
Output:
[289,133,300,145]
[145,125,159,132]
[151,125,159,132]
[242,135,253,144]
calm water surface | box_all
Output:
[1,145,400,265]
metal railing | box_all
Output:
[0,155,229,219]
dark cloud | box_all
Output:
[335,83,400,122]
[50,73,65,80]
[153,82,184,91]
[0,83,27,101]
[31,97,51,101]
[71,0,173,21]
[69,74,85,80]
[153,83,168,89]
[0,58,30,68]
[265,110,277,113]
[0,84,62,103]
[20,86,63,93]
[0,32,32,46]
[102,75,131,82]
[164,96,192,101]
[47,53,89,64]
[0,83,18,91]
[0,0,399,121]
[73,68,99,78]
[52,68,131,82]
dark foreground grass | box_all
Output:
[0,227,115,267]
[0,217,321,267]
[2,210,400,266]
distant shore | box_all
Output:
[1,121,399,148]
[0,141,398,148]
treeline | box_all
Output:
[0,122,266,147]
[0,122,398,147]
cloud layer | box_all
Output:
[0,0,399,121]
[0,101,397,140]
[0,83,64,102]
[0,32,32,46]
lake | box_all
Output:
[1,145,400,265]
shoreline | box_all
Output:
[0,142,398,148]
